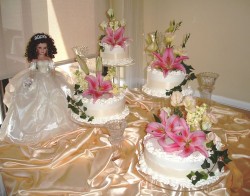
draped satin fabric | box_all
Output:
[0,89,249,195]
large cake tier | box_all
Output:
[100,43,133,66]
[71,93,129,125]
[138,134,224,188]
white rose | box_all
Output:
[207,132,224,150]
[170,91,183,107]
[183,96,196,113]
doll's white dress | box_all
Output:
[0,60,77,145]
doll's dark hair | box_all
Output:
[25,33,57,62]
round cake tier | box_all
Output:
[142,67,193,97]
[71,93,129,125]
[137,135,224,188]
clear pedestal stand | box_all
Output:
[197,72,219,106]
[103,61,134,87]
[103,60,133,160]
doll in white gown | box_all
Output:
[0,33,77,145]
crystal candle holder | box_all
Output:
[105,119,127,145]
[197,72,219,104]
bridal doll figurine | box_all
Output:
[0,33,77,145]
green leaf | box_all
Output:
[218,161,225,172]
[68,104,72,110]
[173,107,183,118]
[224,156,232,164]
[209,171,215,176]
[71,107,79,115]
[67,95,71,102]
[192,171,203,185]
[153,114,161,123]
[209,153,218,164]
[76,99,83,106]
[201,159,210,169]
[80,113,87,119]
[187,171,195,180]
[88,116,94,122]
[206,141,214,148]
[75,84,80,90]
[199,171,208,180]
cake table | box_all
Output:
[0,89,249,195]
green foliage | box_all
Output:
[67,85,94,122]
[201,159,210,169]
[173,107,183,118]
[165,70,196,96]
[182,33,191,48]
[187,141,232,185]
[153,114,161,123]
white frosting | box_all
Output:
[142,67,193,97]
[100,43,133,66]
[71,93,129,125]
[138,134,224,188]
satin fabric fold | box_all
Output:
[0,89,249,195]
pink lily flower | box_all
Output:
[146,111,183,139]
[152,48,188,78]
[82,72,113,102]
[146,110,169,138]
[161,119,209,158]
[101,27,128,49]
[165,115,184,134]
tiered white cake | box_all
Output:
[137,92,230,189]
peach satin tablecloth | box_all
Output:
[0,89,249,195]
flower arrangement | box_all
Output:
[67,57,126,122]
[145,20,196,95]
[146,92,231,185]
[99,8,128,50]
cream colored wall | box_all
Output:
[29,0,109,62]
[144,0,250,103]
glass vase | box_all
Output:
[197,72,219,105]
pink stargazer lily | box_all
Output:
[160,119,208,158]
[152,48,188,78]
[82,72,113,102]
[101,27,128,49]
[146,111,183,139]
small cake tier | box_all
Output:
[142,67,188,97]
[100,43,133,66]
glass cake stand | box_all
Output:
[103,60,134,87]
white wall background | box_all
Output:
[143,0,250,103]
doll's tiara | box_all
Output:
[34,34,47,40]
